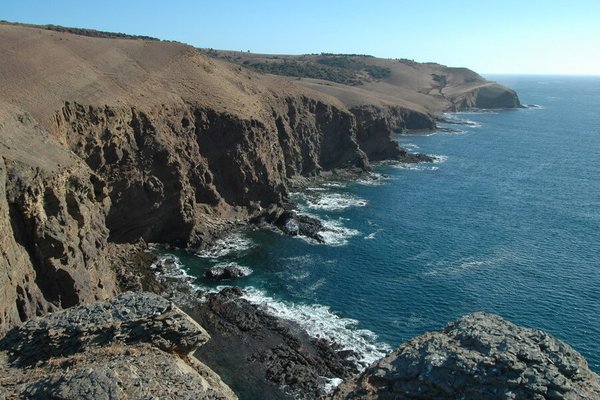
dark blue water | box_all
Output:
[171,76,600,371]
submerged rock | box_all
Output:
[204,264,252,280]
[328,312,600,400]
[0,292,236,400]
[274,210,325,242]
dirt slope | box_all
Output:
[203,51,521,113]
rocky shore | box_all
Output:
[328,313,600,399]
[2,292,599,399]
[187,287,360,399]
[5,21,598,400]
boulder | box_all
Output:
[0,292,236,400]
[328,312,600,400]
[275,210,325,242]
[205,264,252,280]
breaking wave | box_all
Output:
[241,287,392,368]
[196,233,254,258]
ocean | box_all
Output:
[161,75,600,373]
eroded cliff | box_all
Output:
[0,22,424,333]
[49,96,372,248]
[0,106,117,335]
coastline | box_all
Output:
[10,22,600,400]
[139,117,475,398]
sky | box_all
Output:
[2,0,599,75]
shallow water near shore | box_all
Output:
[164,75,600,375]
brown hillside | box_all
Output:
[203,51,521,113]
[0,22,518,335]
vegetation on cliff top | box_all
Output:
[203,50,391,86]
[0,20,160,41]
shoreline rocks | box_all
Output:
[274,210,326,242]
[187,287,360,400]
[328,312,600,400]
[204,264,252,280]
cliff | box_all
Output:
[0,292,236,399]
[328,313,600,399]
[0,106,117,334]
[0,22,416,334]
[0,21,548,400]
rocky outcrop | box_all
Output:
[328,312,600,400]
[187,287,360,400]
[351,105,434,162]
[273,210,326,242]
[0,292,236,399]
[450,83,522,111]
[204,264,251,280]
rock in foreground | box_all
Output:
[329,312,600,400]
[189,287,360,400]
[0,292,236,400]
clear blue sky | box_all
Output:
[3,0,599,75]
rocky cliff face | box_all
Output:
[0,292,236,399]
[0,108,117,336]
[351,105,434,162]
[328,312,600,400]
[49,96,370,249]
[1,93,380,334]
[449,83,522,111]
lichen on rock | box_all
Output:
[0,292,236,399]
[328,312,600,400]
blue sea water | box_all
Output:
[168,75,600,372]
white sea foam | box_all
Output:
[211,262,254,277]
[402,142,420,150]
[318,218,360,246]
[430,154,448,164]
[525,104,544,109]
[462,119,482,127]
[323,377,344,393]
[440,113,483,127]
[305,192,367,211]
[364,229,383,240]
[150,254,202,305]
[196,233,254,258]
[296,218,359,247]
[356,172,389,186]
[393,163,439,171]
[322,182,347,188]
[241,287,392,367]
